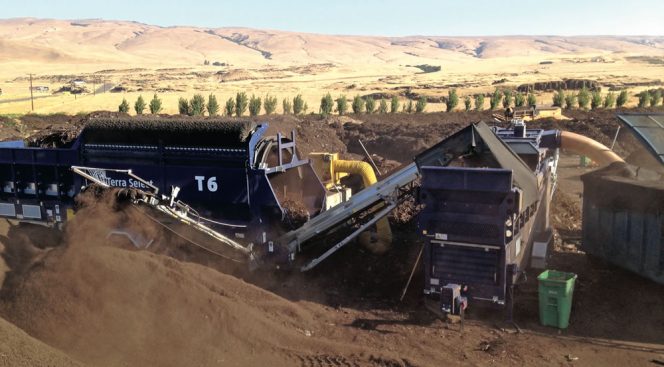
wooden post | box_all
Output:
[29,73,34,111]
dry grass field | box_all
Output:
[1,18,663,115]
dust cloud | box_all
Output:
[0,189,399,367]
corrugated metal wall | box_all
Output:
[582,197,664,284]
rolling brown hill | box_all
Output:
[1,18,663,73]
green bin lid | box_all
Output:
[538,270,577,282]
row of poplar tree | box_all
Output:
[118,88,658,116]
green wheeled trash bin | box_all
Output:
[537,270,577,329]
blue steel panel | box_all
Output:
[0,150,13,161]
[34,150,58,164]
[0,141,25,148]
[13,150,34,163]
[0,122,317,241]
[83,163,255,218]
[421,166,512,193]
[0,148,79,166]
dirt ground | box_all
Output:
[0,109,663,366]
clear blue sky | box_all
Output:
[3,0,664,36]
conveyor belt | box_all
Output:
[276,162,420,270]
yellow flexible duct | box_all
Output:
[331,159,393,254]
[560,131,624,167]
[332,160,378,187]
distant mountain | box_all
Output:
[0,18,663,69]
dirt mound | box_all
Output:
[550,190,581,234]
[252,114,348,157]
[27,127,81,148]
[3,112,130,146]
[0,222,83,367]
[0,116,23,142]
[340,111,493,163]
[527,109,621,150]
[19,113,72,128]
[0,193,409,367]
[0,316,84,367]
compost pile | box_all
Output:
[14,113,266,149]
[261,114,348,157]
[27,127,81,148]
[0,316,83,367]
[0,116,24,142]
[339,117,468,161]
[281,199,310,229]
[550,190,581,233]
[0,190,413,367]
[19,112,122,148]
[83,118,257,147]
